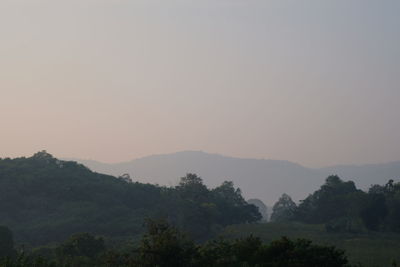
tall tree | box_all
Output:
[137,219,198,267]
[271,193,296,222]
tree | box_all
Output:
[384,180,400,232]
[262,237,349,267]
[247,199,268,221]
[213,181,245,206]
[176,173,209,203]
[118,173,132,183]
[295,175,359,224]
[271,193,296,222]
[137,219,198,267]
[360,192,387,231]
[0,226,16,259]
[171,176,261,241]
[198,235,349,267]
[212,181,262,225]
[56,233,105,266]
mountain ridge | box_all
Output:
[66,151,400,205]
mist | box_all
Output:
[1,0,400,167]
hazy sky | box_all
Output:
[1,0,399,167]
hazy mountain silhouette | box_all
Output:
[68,151,400,205]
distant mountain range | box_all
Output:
[67,151,400,205]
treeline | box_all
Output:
[271,175,400,232]
[0,151,260,245]
[0,220,351,267]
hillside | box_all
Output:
[0,152,260,246]
[70,151,400,205]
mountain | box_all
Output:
[71,151,400,205]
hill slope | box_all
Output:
[0,152,162,245]
[0,151,260,246]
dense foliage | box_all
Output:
[222,222,400,267]
[0,226,16,259]
[271,175,400,233]
[3,151,399,266]
[0,151,260,246]
[0,221,351,267]
[270,194,296,222]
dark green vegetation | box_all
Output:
[0,226,16,259]
[259,175,400,266]
[1,152,400,266]
[1,220,351,267]
[223,222,400,267]
[74,150,400,205]
[0,151,260,246]
[247,199,268,221]
[270,175,400,233]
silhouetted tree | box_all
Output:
[271,193,296,222]
[137,219,198,267]
[295,175,359,224]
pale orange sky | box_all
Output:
[1,0,400,167]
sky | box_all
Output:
[1,0,399,168]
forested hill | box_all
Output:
[0,151,260,246]
[70,151,400,205]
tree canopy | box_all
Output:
[0,153,261,246]
[1,221,351,267]
[270,193,297,222]
[271,175,400,233]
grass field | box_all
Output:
[221,222,400,267]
